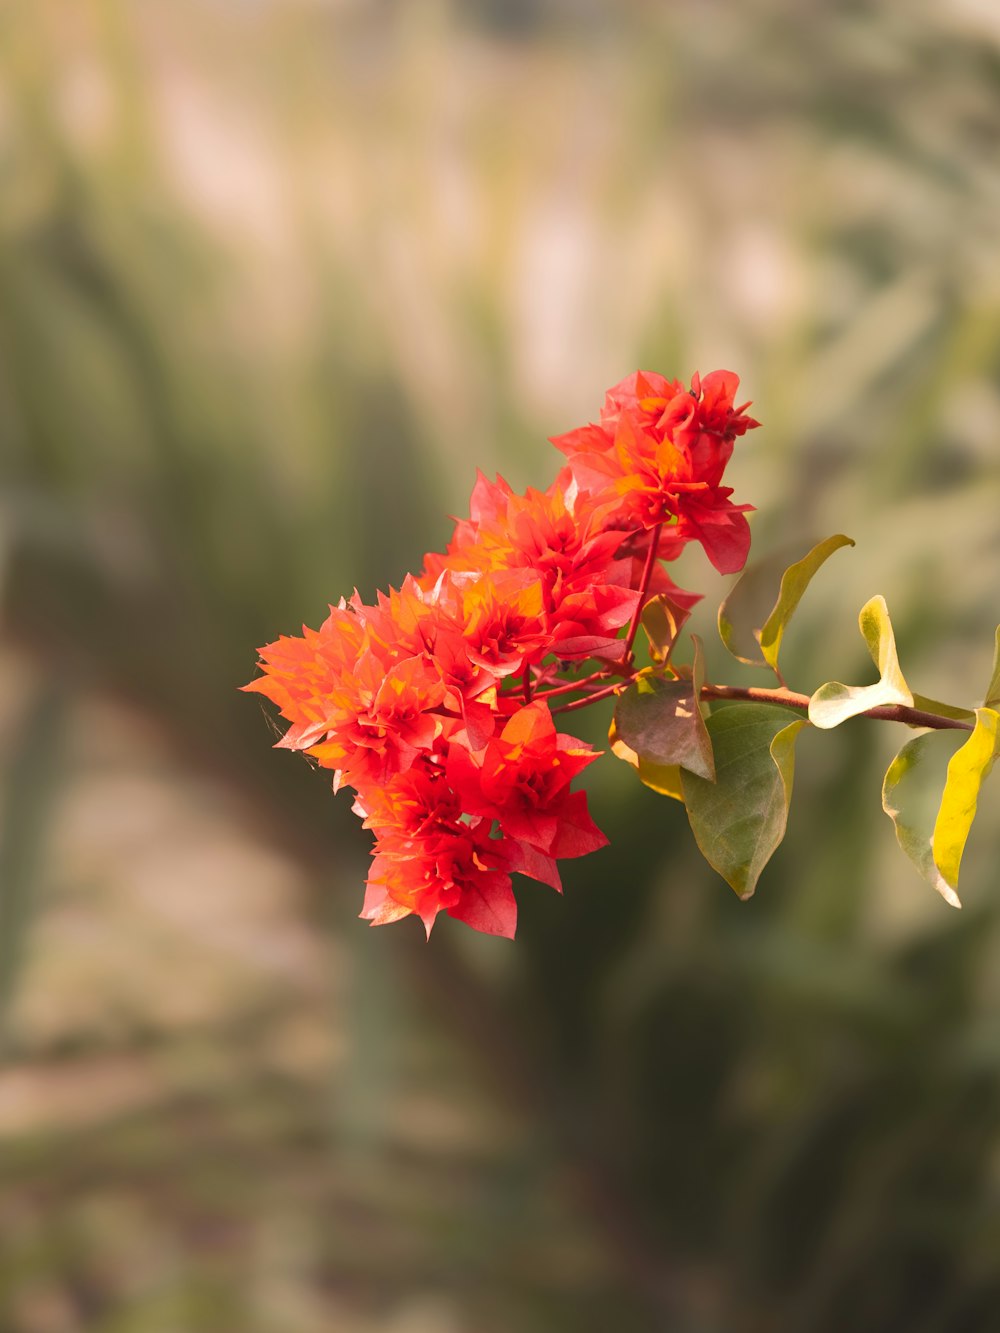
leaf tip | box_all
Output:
[935,878,962,910]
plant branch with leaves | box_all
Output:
[245,370,1000,936]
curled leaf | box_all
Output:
[758,534,855,678]
[931,707,999,899]
[717,554,784,668]
[882,708,999,907]
[718,534,854,678]
[882,731,967,907]
[681,705,807,899]
[808,595,913,729]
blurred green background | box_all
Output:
[2,1,1000,1329]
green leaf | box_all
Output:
[717,534,854,677]
[910,694,975,723]
[717,553,785,668]
[758,534,856,677]
[882,730,967,908]
[984,626,1000,708]
[681,705,807,899]
[932,707,999,899]
[808,594,913,729]
[640,594,692,668]
[611,639,714,785]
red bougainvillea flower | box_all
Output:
[426,470,642,662]
[354,751,589,938]
[241,602,368,752]
[243,367,758,938]
[362,824,520,937]
[353,764,519,937]
[446,701,608,858]
[245,592,458,791]
[354,575,500,751]
[459,568,552,679]
[303,649,449,789]
[551,369,759,574]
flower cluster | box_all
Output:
[244,369,758,938]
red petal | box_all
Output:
[509,842,563,892]
[359,881,413,927]
[549,791,610,858]
[447,873,518,938]
[686,506,752,574]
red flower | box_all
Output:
[304,650,449,788]
[551,369,758,573]
[447,701,607,859]
[240,603,367,751]
[244,366,761,937]
[362,832,519,938]
[355,761,568,938]
[358,576,500,751]
[354,764,513,935]
[422,469,649,663]
[459,568,551,678]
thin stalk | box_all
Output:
[552,679,631,714]
[552,674,975,732]
[700,684,974,732]
[531,670,614,701]
[621,523,662,664]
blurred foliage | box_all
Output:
[2,0,1000,1329]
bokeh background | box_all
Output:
[2,2,1000,1329]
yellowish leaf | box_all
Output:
[931,707,1000,899]
[808,595,913,729]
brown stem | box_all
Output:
[530,669,614,701]
[552,679,632,714]
[697,683,813,710]
[554,676,974,731]
[700,684,974,731]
